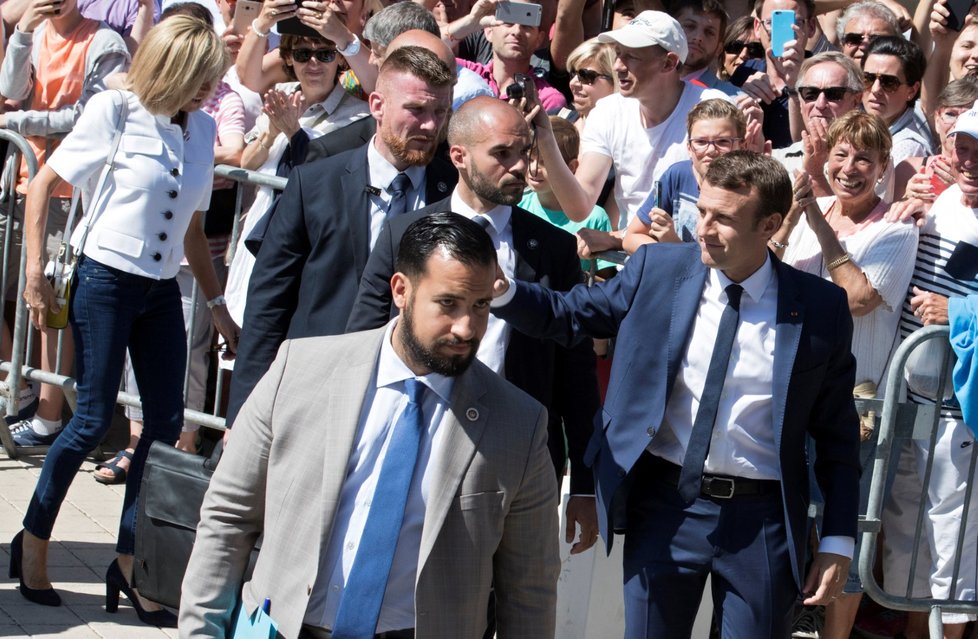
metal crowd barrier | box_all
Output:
[0,159,287,458]
[859,324,978,637]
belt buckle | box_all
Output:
[703,476,735,499]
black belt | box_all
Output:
[299,625,414,639]
[645,453,780,499]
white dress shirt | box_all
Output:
[367,139,426,250]
[309,319,454,631]
[448,190,516,375]
[48,90,215,280]
[649,256,853,558]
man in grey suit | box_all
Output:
[179,213,559,639]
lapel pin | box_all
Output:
[437,181,448,192]
[527,239,539,249]
[790,311,799,317]
[465,408,479,421]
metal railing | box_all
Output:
[859,324,978,637]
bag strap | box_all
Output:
[70,89,129,258]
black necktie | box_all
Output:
[678,283,744,503]
[471,215,492,233]
[387,173,411,219]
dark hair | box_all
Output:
[718,15,755,80]
[703,151,792,221]
[753,0,815,20]
[396,212,498,278]
[378,45,454,89]
[862,35,925,107]
[279,34,335,81]
[161,2,213,25]
[667,0,729,47]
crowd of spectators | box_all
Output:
[1,0,978,637]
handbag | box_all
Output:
[45,90,129,329]
[133,440,260,608]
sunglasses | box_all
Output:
[797,86,852,102]
[863,71,905,92]
[571,68,612,85]
[689,137,742,152]
[724,40,765,59]
[291,48,338,64]
[842,32,878,48]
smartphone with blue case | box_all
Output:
[770,9,795,57]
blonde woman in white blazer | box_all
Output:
[12,16,237,628]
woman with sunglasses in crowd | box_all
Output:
[622,98,760,252]
[861,36,935,182]
[223,28,369,365]
[558,38,618,138]
[717,15,763,82]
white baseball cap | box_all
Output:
[596,11,688,64]
[950,100,978,140]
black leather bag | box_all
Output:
[133,440,240,609]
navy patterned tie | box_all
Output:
[677,284,744,503]
[387,173,411,219]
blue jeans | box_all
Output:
[24,257,186,554]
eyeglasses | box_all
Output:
[863,71,905,92]
[938,108,967,124]
[291,48,338,64]
[723,40,765,59]
[797,86,853,102]
[842,32,878,48]
[689,137,742,152]
[571,68,612,85]
[760,16,806,31]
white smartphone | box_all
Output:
[232,0,263,34]
[495,1,542,27]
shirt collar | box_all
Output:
[712,253,774,304]
[377,318,454,404]
[367,136,426,193]
[449,189,512,234]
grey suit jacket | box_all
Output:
[179,328,560,639]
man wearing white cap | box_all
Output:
[560,10,728,233]
[882,100,978,639]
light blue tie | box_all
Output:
[332,379,425,639]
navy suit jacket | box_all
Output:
[493,242,861,587]
[347,199,601,494]
[226,144,458,425]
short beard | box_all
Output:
[468,161,524,206]
[399,299,479,376]
[382,128,437,167]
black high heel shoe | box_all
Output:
[8,530,61,607]
[105,559,177,628]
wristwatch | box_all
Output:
[338,34,361,58]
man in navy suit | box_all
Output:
[492,151,861,637]
[226,46,457,426]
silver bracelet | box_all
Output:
[207,295,227,309]
[768,239,788,250]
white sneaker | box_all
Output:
[792,606,824,639]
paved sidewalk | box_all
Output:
[0,453,178,638]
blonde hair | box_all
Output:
[566,38,620,93]
[686,98,746,137]
[127,15,229,116]
[826,111,892,161]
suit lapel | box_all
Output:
[318,331,384,539]
[772,256,804,455]
[347,146,373,276]
[423,160,453,202]
[417,366,489,570]
[511,208,542,281]
[667,258,709,388]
